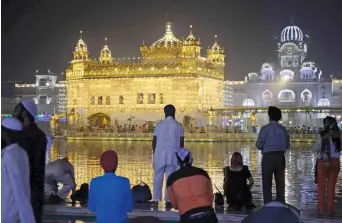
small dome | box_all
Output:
[260,63,275,77]
[280,25,303,43]
[75,31,88,52]
[300,62,315,79]
[151,22,181,47]
[183,25,200,46]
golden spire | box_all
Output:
[75,30,88,52]
[99,37,112,64]
[210,34,222,52]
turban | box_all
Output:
[1,118,23,131]
[176,148,193,166]
[100,150,118,172]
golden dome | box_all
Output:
[151,22,182,48]
[100,38,112,57]
[208,35,224,54]
[99,37,112,64]
[183,25,200,46]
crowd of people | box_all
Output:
[2,101,341,223]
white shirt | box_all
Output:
[1,143,36,223]
[312,137,341,159]
[153,116,184,169]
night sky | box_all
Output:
[2,0,342,83]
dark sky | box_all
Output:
[2,0,342,83]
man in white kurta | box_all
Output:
[1,118,35,223]
[153,104,184,203]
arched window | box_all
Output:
[279,69,294,80]
[317,98,330,107]
[262,89,273,104]
[278,89,295,102]
[300,89,312,103]
[242,98,255,107]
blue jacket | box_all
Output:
[88,173,134,223]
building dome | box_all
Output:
[300,62,315,79]
[260,63,275,80]
[280,25,303,43]
[151,22,182,48]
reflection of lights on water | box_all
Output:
[51,140,321,206]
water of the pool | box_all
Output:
[49,139,342,210]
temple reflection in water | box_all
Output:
[50,139,342,208]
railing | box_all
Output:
[60,131,321,142]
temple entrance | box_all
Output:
[88,113,111,127]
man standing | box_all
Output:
[45,157,76,202]
[1,118,36,223]
[12,100,47,223]
[256,106,290,204]
[153,104,184,206]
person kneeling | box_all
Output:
[223,152,255,210]
[45,157,76,203]
[71,183,89,205]
[167,148,217,223]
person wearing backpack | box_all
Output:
[166,148,217,223]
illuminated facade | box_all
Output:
[66,23,225,125]
[223,22,342,126]
[224,23,342,108]
[1,70,65,114]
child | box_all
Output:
[71,183,89,204]
[223,152,255,210]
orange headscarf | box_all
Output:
[231,152,243,168]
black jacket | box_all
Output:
[19,123,47,223]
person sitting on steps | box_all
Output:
[71,183,89,204]
[223,152,255,210]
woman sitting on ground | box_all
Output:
[223,152,255,210]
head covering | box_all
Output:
[268,106,282,122]
[59,156,69,161]
[1,118,23,131]
[20,99,37,117]
[176,148,193,166]
[100,150,118,172]
[164,104,176,117]
[323,116,338,129]
[231,152,243,168]
[130,216,162,223]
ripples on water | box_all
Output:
[50,140,342,209]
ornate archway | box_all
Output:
[88,113,111,127]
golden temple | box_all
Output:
[65,22,225,125]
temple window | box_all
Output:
[106,96,110,105]
[119,95,124,104]
[148,94,156,104]
[90,96,95,105]
[159,93,164,104]
[98,96,103,105]
[278,89,295,102]
[137,94,144,104]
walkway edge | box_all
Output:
[44,205,341,223]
